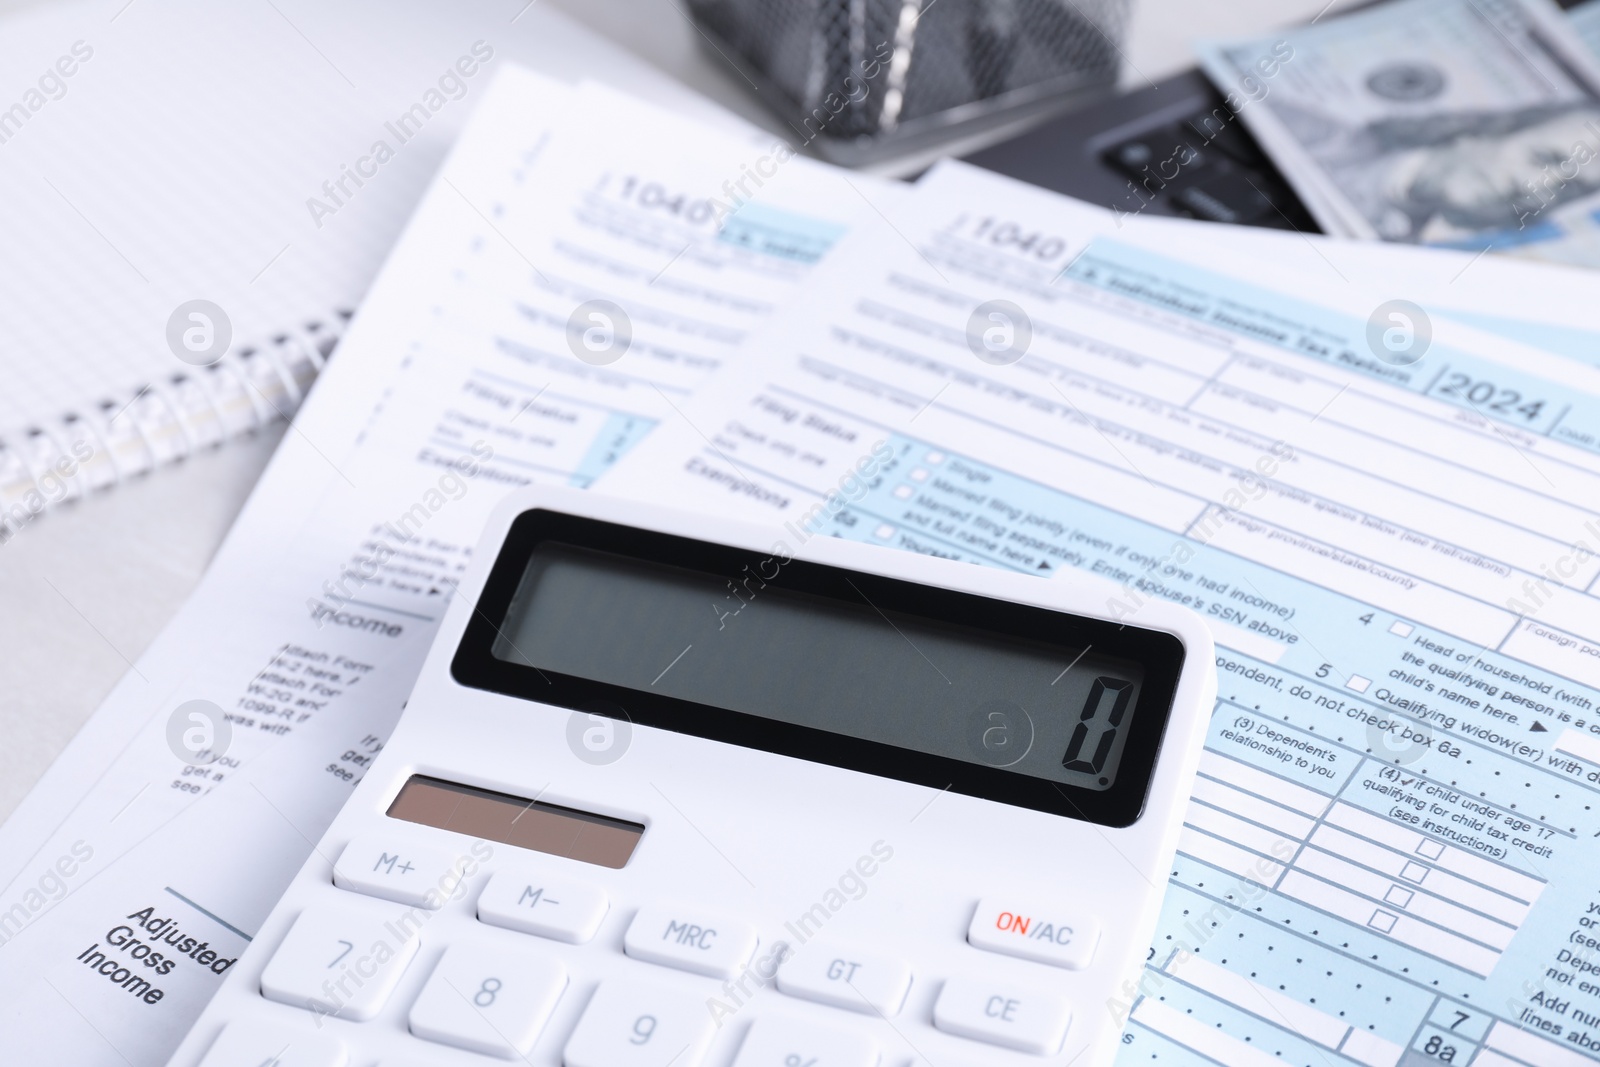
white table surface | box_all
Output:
[0,0,1355,823]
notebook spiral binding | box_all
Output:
[0,307,354,542]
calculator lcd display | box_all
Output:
[491,544,1144,791]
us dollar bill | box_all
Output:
[1197,0,1600,265]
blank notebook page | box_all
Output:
[0,0,716,434]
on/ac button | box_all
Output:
[967,896,1100,970]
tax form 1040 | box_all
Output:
[600,159,1600,1067]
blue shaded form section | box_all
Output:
[1064,240,1600,455]
[812,434,1381,684]
[1447,312,1600,369]
[716,201,848,264]
[568,412,657,488]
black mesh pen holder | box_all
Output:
[689,0,1129,162]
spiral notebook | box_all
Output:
[0,0,740,538]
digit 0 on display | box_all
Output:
[1062,677,1134,785]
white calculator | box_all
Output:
[168,486,1215,1067]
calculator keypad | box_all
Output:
[407,941,567,1057]
[932,976,1072,1055]
[198,1020,347,1067]
[333,835,460,908]
[476,867,608,943]
[260,904,420,1021]
[241,843,1092,1062]
[622,903,758,979]
[774,940,912,1016]
[562,978,716,1067]
[732,1015,880,1067]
